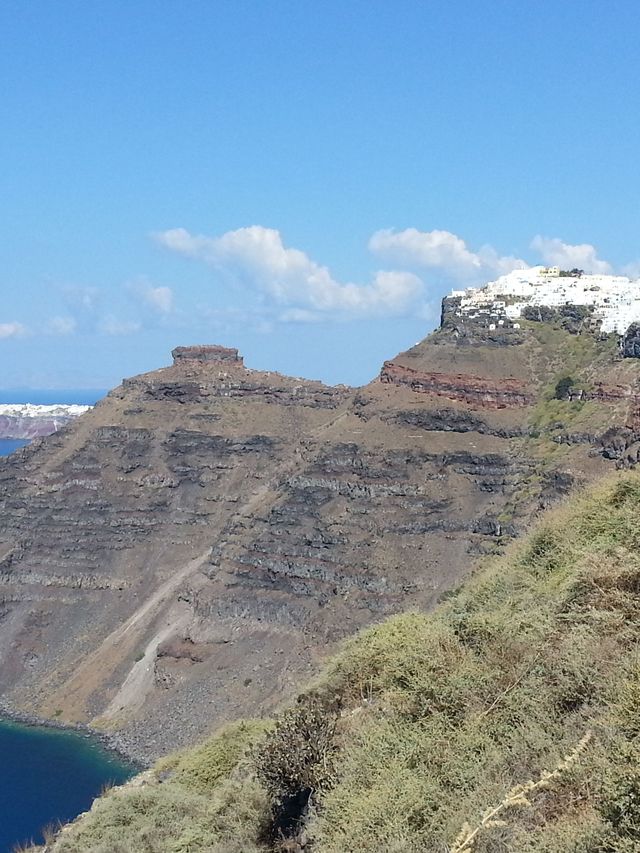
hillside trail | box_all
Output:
[42,550,212,722]
[222,407,350,522]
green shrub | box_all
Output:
[600,743,640,844]
[554,376,575,400]
[254,695,340,846]
[519,526,566,575]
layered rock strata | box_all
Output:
[1,318,639,762]
[171,345,243,365]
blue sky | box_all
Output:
[1,0,639,389]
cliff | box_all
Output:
[1,314,640,762]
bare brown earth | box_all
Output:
[1,325,640,763]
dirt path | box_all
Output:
[100,603,192,721]
[41,550,212,722]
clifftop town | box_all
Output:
[446,265,640,340]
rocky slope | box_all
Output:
[1,322,639,762]
[33,472,640,853]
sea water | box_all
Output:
[0,439,29,457]
[0,719,134,851]
[0,388,131,851]
[0,389,105,406]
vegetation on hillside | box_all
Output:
[32,473,640,852]
[513,321,623,495]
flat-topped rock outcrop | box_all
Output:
[171,344,243,365]
[1,328,640,762]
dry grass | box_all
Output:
[44,724,271,853]
[304,474,640,851]
[41,473,640,852]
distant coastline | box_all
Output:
[0,703,144,770]
[0,390,105,441]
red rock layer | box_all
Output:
[380,361,534,409]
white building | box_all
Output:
[450,266,640,335]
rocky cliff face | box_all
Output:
[1,318,639,762]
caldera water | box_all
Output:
[0,439,29,456]
[0,719,134,851]
[0,389,134,852]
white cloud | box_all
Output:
[99,315,141,336]
[530,236,612,274]
[369,228,527,283]
[128,277,173,314]
[155,225,424,318]
[63,285,101,311]
[144,285,173,314]
[0,321,27,339]
[155,223,640,332]
[279,308,322,324]
[47,315,76,336]
[154,227,217,262]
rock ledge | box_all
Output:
[171,345,243,366]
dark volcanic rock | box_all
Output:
[622,324,640,359]
[438,296,525,347]
[598,426,640,468]
[0,334,636,763]
[172,345,243,365]
[521,304,595,334]
[390,407,526,438]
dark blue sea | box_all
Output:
[0,388,131,851]
[0,389,106,406]
[0,439,29,457]
[0,719,133,851]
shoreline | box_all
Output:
[0,703,148,771]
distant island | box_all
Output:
[0,404,91,440]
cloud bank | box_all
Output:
[369,228,528,284]
[530,236,612,274]
[155,226,424,319]
[0,227,632,353]
[155,223,640,327]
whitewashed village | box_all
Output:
[450,266,640,337]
